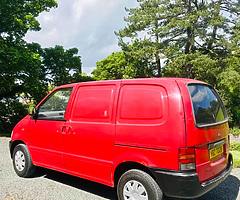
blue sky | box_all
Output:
[25,0,137,74]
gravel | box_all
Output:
[0,137,239,200]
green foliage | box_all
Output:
[117,0,164,76]
[0,98,28,133]
[76,73,95,82]
[120,40,159,78]
[0,0,57,40]
[117,0,240,78]
[230,128,240,137]
[164,52,220,86]
[92,52,130,80]
[111,0,240,126]
[42,45,82,86]
[231,151,240,168]
[0,0,58,133]
[218,56,240,126]
[230,142,240,151]
[0,40,47,101]
[0,0,89,134]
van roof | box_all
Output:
[57,78,205,89]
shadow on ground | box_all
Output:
[34,169,240,200]
[196,175,240,200]
[38,168,117,199]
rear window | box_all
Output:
[188,84,227,127]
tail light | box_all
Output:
[179,147,196,171]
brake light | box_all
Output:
[179,147,196,171]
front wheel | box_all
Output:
[117,169,163,200]
[13,144,36,177]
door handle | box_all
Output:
[61,126,72,134]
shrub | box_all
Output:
[230,142,240,151]
[230,127,240,137]
[0,98,28,135]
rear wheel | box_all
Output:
[13,144,36,177]
[117,169,163,200]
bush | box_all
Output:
[0,98,28,135]
[230,127,240,137]
[230,142,240,151]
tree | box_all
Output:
[120,39,159,78]
[92,52,129,80]
[118,0,240,78]
[117,0,163,76]
[0,0,57,133]
[217,21,240,126]
[163,53,220,86]
[115,0,240,126]
[42,45,82,86]
[218,63,240,126]
[0,0,57,40]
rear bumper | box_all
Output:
[150,153,233,199]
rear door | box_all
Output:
[178,81,229,182]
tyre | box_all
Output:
[12,144,36,178]
[117,169,163,200]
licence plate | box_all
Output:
[209,145,224,160]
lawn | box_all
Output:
[230,141,240,168]
[231,151,240,168]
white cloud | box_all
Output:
[25,0,138,74]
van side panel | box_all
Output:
[115,79,185,171]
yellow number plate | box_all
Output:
[209,145,224,160]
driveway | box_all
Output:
[0,137,239,200]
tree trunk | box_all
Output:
[155,20,161,77]
[185,0,194,54]
[156,53,161,77]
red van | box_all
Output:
[10,78,232,200]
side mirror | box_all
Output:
[29,107,38,120]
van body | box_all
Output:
[10,78,232,199]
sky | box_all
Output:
[25,0,138,75]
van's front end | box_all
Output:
[151,79,233,199]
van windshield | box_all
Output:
[188,84,227,127]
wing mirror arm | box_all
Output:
[29,107,38,120]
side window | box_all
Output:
[118,84,167,123]
[71,85,115,122]
[37,88,72,120]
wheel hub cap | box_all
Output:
[123,180,148,200]
[14,150,25,172]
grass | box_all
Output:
[230,142,240,151]
[230,141,240,168]
[230,127,240,137]
[231,150,240,168]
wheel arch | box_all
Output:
[113,161,156,187]
[10,140,26,158]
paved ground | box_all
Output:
[0,137,239,200]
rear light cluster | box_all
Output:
[179,147,196,171]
